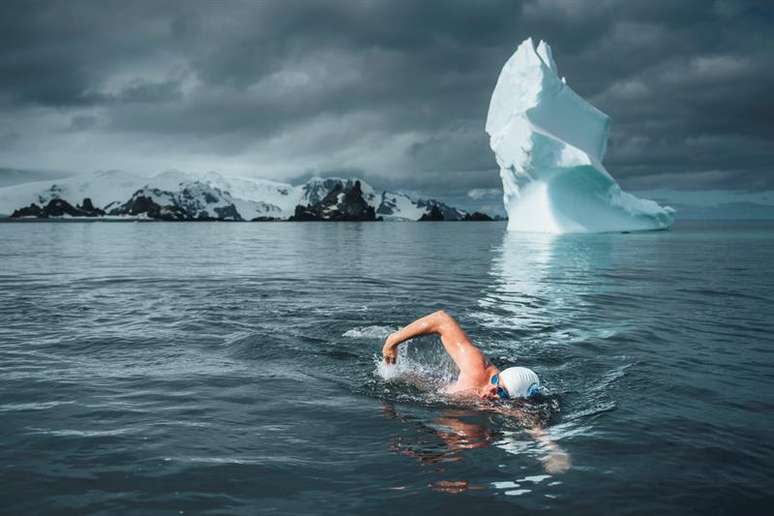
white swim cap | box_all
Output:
[499,366,540,398]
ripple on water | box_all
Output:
[2,221,774,513]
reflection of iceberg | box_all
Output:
[476,232,614,332]
[476,233,559,331]
[486,38,674,233]
[474,231,614,344]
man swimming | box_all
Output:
[383,310,541,400]
[383,310,570,473]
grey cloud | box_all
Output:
[0,0,773,196]
[468,188,501,200]
[0,131,20,149]
[68,115,98,132]
[116,79,184,104]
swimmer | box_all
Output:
[383,310,540,400]
[383,310,570,473]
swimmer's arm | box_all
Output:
[493,406,571,474]
[383,310,489,376]
[527,426,571,474]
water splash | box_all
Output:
[342,325,397,339]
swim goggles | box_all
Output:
[490,374,509,400]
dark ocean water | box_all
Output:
[1,220,772,515]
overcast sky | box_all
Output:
[1,0,772,209]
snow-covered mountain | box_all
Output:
[107,182,242,221]
[291,180,377,221]
[0,170,469,221]
[376,191,466,221]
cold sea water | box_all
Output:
[1,220,772,515]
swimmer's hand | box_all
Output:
[382,334,398,364]
[543,449,571,474]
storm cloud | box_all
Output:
[0,0,772,200]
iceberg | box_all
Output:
[486,38,674,233]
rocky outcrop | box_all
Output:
[10,203,44,218]
[108,191,187,220]
[291,180,378,221]
[11,197,105,218]
[211,204,242,221]
[416,199,466,220]
[108,184,242,221]
[418,208,497,221]
[1,172,487,222]
[463,211,494,221]
[418,206,445,221]
[377,191,468,221]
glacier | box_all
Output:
[486,38,674,233]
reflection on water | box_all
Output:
[383,400,571,494]
[383,402,494,493]
[467,231,622,474]
[474,231,612,334]
[2,220,773,512]
[384,403,496,463]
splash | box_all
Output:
[372,339,460,404]
[342,325,397,339]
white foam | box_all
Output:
[492,481,520,489]
[504,489,532,496]
[373,342,457,389]
[342,325,396,339]
[519,474,551,483]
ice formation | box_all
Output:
[486,38,674,233]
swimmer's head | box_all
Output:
[493,366,540,400]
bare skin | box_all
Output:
[383,310,570,474]
[383,310,502,400]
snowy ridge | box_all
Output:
[486,37,674,233]
[0,170,467,221]
[301,177,379,209]
[377,191,465,221]
[377,191,428,221]
[110,182,242,220]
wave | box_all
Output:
[342,325,396,339]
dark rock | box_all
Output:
[44,198,82,217]
[109,191,188,220]
[108,187,242,221]
[302,178,364,205]
[250,216,283,222]
[339,180,377,220]
[11,203,45,218]
[419,205,445,221]
[12,198,105,218]
[462,211,493,221]
[416,199,466,220]
[290,180,377,221]
[80,197,96,211]
[77,198,105,216]
[213,205,242,221]
[291,204,318,221]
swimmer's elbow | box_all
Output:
[431,310,452,326]
[429,310,469,338]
